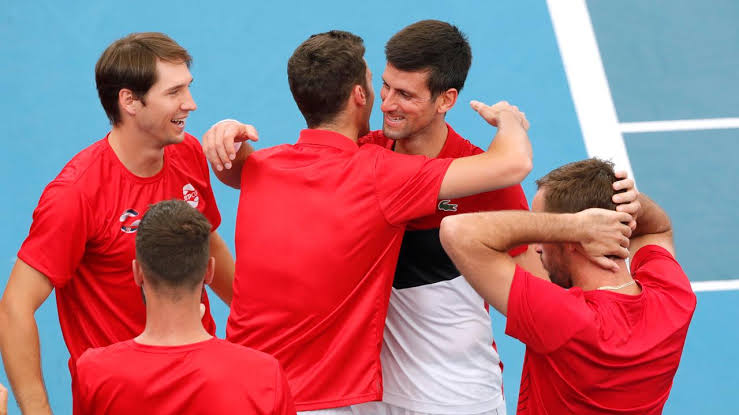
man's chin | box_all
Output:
[382,125,404,140]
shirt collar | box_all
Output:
[297,129,359,153]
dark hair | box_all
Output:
[536,158,619,213]
[385,20,472,96]
[287,30,368,128]
[95,32,192,125]
[135,200,211,291]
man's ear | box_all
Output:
[119,88,139,118]
[203,257,216,286]
[132,259,144,287]
[436,88,458,114]
[352,84,368,106]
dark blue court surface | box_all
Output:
[1,0,736,413]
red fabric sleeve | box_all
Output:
[505,266,591,354]
[372,148,453,226]
[17,182,94,287]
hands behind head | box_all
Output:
[470,100,530,131]
[612,171,640,230]
[201,119,259,171]
[576,208,633,272]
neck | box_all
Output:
[571,257,640,294]
[314,113,365,144]
[393,118,448,157]
[135,288,212,346]
[108,124,166,177]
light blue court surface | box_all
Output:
[1,0,736,413]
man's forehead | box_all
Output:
[383,63,430,86]
[532,188,547,212]
[153,60,192,89]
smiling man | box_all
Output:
[358,20,547,415]
[0,32,234,414]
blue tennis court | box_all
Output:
[1,0,736,413]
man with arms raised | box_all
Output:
[74,200,295,415]
[440,159,696,414]
[0,33,234,413]
[202,30,531,413]
[359,20,548,415]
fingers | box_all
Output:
[470,100,528,129]
[0,383,7,415]
[202,120,259,172]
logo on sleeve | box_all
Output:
[183,183,200,208]
[119,209,141,233]
[438,200,458,212]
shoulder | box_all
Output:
[632,245,695,297]
[358,130,393,148]
[52,138,110,188]
[442,125,484,158]
[77,341,133,372]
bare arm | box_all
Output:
[628,193,674,257]
[440,209,632,315]
[0,260,54,415]
[201,120,259,189]
[438,101,533,199]
[207,231,235,305]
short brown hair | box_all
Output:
[385,20,472,97]
[287,30,367,128]
[536,158,619,213]
[95,32,192,125]
[135,200,211,291]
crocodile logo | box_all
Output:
[437,200,458,212]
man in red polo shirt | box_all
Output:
[201,30,532,413]
[440,158,696,414]
[74,200,294,415]
[0,33,234,414]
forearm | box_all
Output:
[208,232,235,305]
[0,310,51,414]
[212,142,253,190]
[451,211,581,253]
[633,193,671,237]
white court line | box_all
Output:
[691,279,739,293]
[621,118,739,133]
[546,0,635,181]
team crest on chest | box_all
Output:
[438,200,458,212]
[183,183,200,208]
[119,208,141,233]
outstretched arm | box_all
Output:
[0,260,54,415]
[439,209,632,315]
[438,100,532,199]
[201,120,260,189]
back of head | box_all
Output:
[385,20,472,96]
[287,30,367,128]
[536,158,618,213]
[135,200,211,292]
[95,32,192,125]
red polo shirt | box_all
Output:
[506,245,696,414]
[227,129,453,410]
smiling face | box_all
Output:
[532,189,573,288]
[379,64,441,141]
[133,59,197,146]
